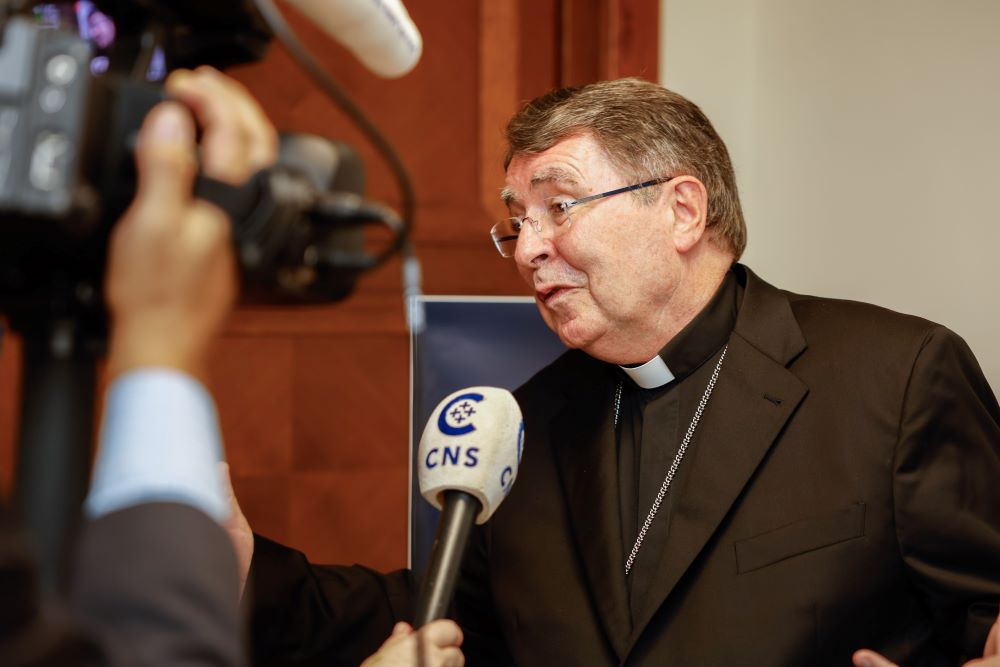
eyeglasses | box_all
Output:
[489,176,675,258]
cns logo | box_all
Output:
[516,421,524,463]
[500,421,524,497]
[437,392,485,436]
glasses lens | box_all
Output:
[544,197,574,226]
[490,218,521,258]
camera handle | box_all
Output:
[12,319,98,595]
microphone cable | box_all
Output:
[251,0,416,270]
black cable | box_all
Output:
[251,0,414,268]
[311,192,404,244]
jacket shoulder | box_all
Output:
[783,290,949,347]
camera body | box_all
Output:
[0,8,378,339]
[0,18,98,223]
[0,17,147,337]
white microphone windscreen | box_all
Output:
[284,0,423,78]
[418,387,524,524]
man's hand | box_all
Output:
[852,650,898,667]
[853,619,1000,667]
[985,615,1000,657]
[220,462,254,596]
[165,66,278,186]
[105,67,277,383]
[104,99,234,383]
[361,621,464,667]
[854,652,1000,667]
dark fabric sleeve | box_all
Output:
[453,523,514,666]
[893,326,1000,660]
[247,533,417,666]
[68,502,244,666]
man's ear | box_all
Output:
[668,177,709,254]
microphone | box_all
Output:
[283,0,423,78]
[414,387,524,626]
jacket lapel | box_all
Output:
[626,268,810,649]
[552,370,632,660]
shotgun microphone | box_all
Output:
[283,0,422,77]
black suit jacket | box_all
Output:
[1,503,243,666]
[250,267,1000,666]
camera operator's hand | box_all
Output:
[105,67,278,383]
[104,101,231,383]
[166,66,278,185]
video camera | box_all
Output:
[0,0,406,340]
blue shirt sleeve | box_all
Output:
[84,369,230,524]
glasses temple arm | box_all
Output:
[570,176,675,206]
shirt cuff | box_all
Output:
[85,368,230,524]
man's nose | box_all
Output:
[513,220,555,268]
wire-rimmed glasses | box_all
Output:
[489,176,675,258]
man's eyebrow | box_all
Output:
[500,167,582,206]
[530,166,580,188]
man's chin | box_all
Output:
[545,319,627,363]
[552,321,602,353]
[557,325,636,364]
[537,303,605,350]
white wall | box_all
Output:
[661,0,1000,394]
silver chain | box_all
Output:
[613,380,623,428]
[618,345,728,576]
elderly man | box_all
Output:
[240,78,1000,665]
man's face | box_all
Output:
[504,133,680,362]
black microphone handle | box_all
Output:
[414,490,482,627]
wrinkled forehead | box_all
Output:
[500,165,582,207]
[501,134,615,207]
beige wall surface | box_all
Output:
[661,0,1000,394]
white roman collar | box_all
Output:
[619,355,675,389]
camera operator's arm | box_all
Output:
[103,66,276,384]
[157,69,466,667]
[85,66,277,525]
[162,65,276,589]
[71,68,276,667]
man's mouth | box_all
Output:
[537,286,571,304]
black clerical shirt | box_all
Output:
[617,269,743,625]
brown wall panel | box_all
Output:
[614,0,660,79]
[288,467,408,571]
[518,0,561,100]
[291,335,408,473]
[209,338,295,475]
[480,0,521,222]
[232,474,292,546]
[562,0,603,85]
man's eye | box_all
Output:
[511,218,524,232]
[549,200,573,219]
